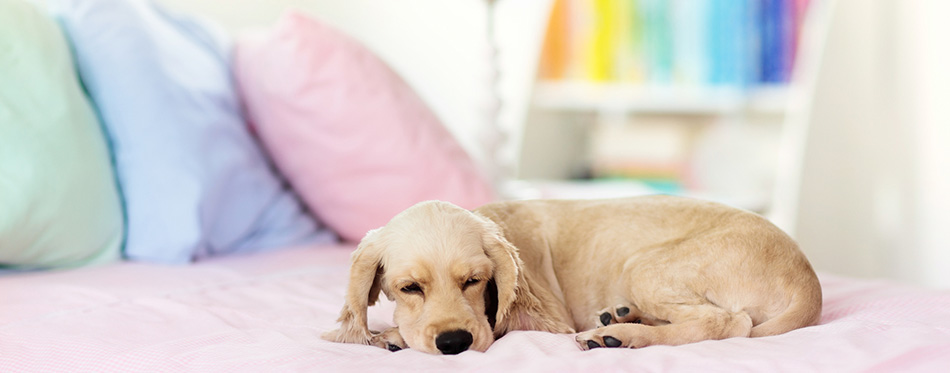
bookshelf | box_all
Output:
[533,81,789,116]
[513,0,816,214]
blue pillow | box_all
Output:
[50,0,336,263]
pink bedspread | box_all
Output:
[2,244,949,372]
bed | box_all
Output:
[5,0,950,371]
[3,244,950,372]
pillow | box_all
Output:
[0,0,123,269]
[234,12,496,242]
[50,0,336,263]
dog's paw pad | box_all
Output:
[596,304,644,326]
[577,332,626,350]
[616,307,643,323]
[578,325,653,351]
[599,312,613,326]
[577,333,599,351]
[603,336,622,347]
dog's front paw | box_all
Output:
[576,324,654,350]
[370,327,407,352]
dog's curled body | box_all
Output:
[323,196,822,354]
[476,196,821,349]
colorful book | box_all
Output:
[671,0,709,85]
[565,0,594,80]
[586,0,616,81]
[538,0,569,80]
[612,0,645,82]
[707,0,757,87]
[787,0,811,79]
[538,0,809,88]
[640,0,673,84]
[760,0,787,83]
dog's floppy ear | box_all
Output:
[475,211,577,336]
[474,213,522,336]
[322,228,385,345]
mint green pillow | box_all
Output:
[0,0,123,269]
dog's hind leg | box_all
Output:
[593,304,662,327]
[575,303,753,349]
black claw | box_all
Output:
[587,340,602,349]
[616,307,630,317]
[600,312,612,325]
[603,336,622,347]
[387,343,402,352]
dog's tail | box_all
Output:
[750,279,823,337]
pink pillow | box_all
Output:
[235,12,495,242]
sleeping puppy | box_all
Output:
[323,196,822,354]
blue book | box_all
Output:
[760,0,787,83]
[707,0,758,87]
[706,0,727,85]
[738,0,760,87]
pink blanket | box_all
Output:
[2,244,949,372]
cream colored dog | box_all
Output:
[323,196,822,354]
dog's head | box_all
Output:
[322,201,521,354]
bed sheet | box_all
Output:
[2,244,950,372]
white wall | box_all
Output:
[791,0,950,288]
[899,0,950,287]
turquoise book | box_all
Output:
[639,0,673,84]
[671,0,709,85]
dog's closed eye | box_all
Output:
[401,283,423,294]
[463,277,480,290]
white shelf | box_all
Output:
[532,81,789,115]
[504,179,771,213]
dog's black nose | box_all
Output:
[435,329,473,355]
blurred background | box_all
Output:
[157,0,949,288]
